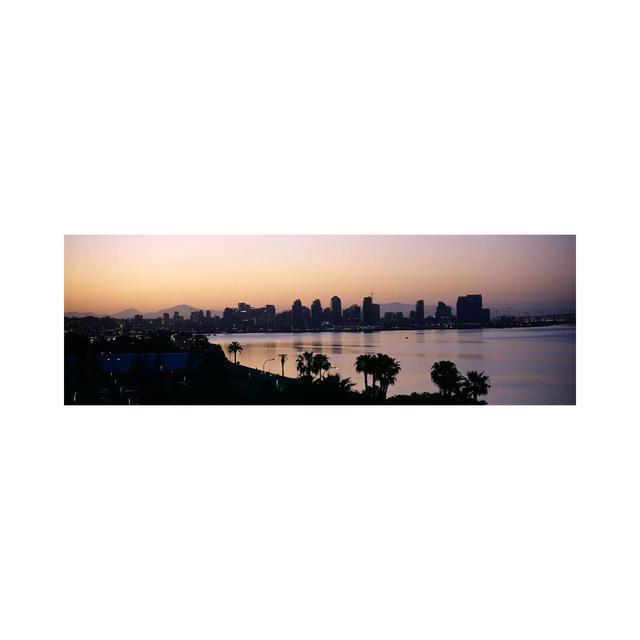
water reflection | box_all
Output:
[208,326,575,404]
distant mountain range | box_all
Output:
[65,304,222,319]
[153,304,225,319]
[64,311,101,318]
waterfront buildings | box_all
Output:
[65,291,514,336]
[330,296,342,324]
[343,304,361,325]
[435,301,453,322]
[291,299,304,330]
[311,299,323,324]
[456,294,491,325]
[362,296,373,324]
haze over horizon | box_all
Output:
[65,235,576,315]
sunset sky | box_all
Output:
[64,235,576,314]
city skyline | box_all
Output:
[65,235,576,315]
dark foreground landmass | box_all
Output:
[64,332,488,405]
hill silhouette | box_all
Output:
[65,304,223,319]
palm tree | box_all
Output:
[278,353,288,377]
[462,370,491,402]
[312,353,331,379]
[296,351,315,379]
[319,373,356,394]
[226,341,243,364]
[355,354,375,388]
[430,360,460,397]
[370,354,381,389]
[373,354,401,398]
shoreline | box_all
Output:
[201,322,576,338]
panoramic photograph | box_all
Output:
[64,235,576,405]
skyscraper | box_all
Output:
[223,307,234,329]
[435,301,453,322]
[311,299,323,324]
[265,304,276,329]
[291,299,304,330]
[330,295,342,324]
[343,304,361,325]
[457,294,483,324]
[362,296,373,324]
[416,299,425,323]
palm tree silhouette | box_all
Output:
[462,370,491,402]
[296,351,315,379]
[431,360,460,397]
[312,353,331,380]
[226,341,243,364]
[355,354,375,388]
[278,353,288,377]
[372,353,401,398]
[320,373,356,393]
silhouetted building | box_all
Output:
[416,300,425,323]
[362,296,373,324]
[482,308,491,324]
[372,303,380,323]
[330,295,342,324]
[435,301,453,322]
[292,299,305,330]
[223,307,235,330]
[383,310,408,327]
[457,294,484,324]
[206,310,212,320]
[162,312,170,326]
[275,310,291,331]
[238,302,250,312]
[311,299,323,324]
[343,304,361,324]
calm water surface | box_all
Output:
[208,326,576,405]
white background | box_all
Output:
[1,1,639,639]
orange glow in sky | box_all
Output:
[64,235,575,314]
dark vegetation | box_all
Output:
[65,333,491,405]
